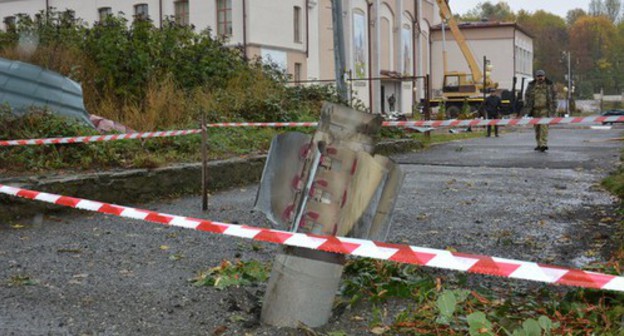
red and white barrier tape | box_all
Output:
[0,130,202,147]
[2,116,622,147]
[2,184,623,292]
[383,115,624,128]
[205,121,319,128]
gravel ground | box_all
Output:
[0,125,622,335]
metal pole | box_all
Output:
[483,56,487,119]
[348,69,353,107]
[425,74,431,141]
[201,111,208,211]
[567,51,571,116]
[367,1,374,113]
[332,0,348,102]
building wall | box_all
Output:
[514,29,533,92]
[0,0,438,115]
[431,25,532,94]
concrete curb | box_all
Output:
[0,139,423,221]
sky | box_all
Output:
[449,0,591,19]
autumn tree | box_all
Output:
[517,10,568,83]
[569,16,620,96]
[566,8,587,26]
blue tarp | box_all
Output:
[0,57,94,127]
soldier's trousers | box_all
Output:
[533,108,549,147]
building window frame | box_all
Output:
[216,0,232,36]
[98,7,112,22]
[294,62,302,84]
[174,0,189,26]
[294,6,302,43]
[134,3,149,20]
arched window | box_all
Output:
[352,9,368,79]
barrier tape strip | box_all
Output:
[0,130,202,147]
[2,116,623,147]
[2,184,623,292]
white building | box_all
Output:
[0,0,446,114]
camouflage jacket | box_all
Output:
[523,78,557,117]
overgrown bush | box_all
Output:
[0,9,335,131]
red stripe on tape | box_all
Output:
[556,270,615,289]
[99,204,125,216]
[196,220,228,234]
[254,230,294,244]
[2,184,624,293]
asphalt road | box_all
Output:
[0,125,622,335]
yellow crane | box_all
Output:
[433,0,500,117]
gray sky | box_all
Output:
[449,1,591,19]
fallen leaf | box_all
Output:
[371,326,390,335]
[472,291,490,305]
[10,224,25,229]
[212,325,227,336]
[160,245,170,250]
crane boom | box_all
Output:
[436,0,483,84]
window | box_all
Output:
[294,63,302,84]
[3,16,16,31]
[217,0,232,36]
[294,6,302,43]
[175,1,189,25]
[98,7,112,22]
[134,3,149,20]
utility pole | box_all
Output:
[331,0,348,102]
[566,51,572,116]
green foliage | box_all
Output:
[81,15,246,104]
[340,258,436,306]
[436,104,447,120]
[191,260,269,290]
[603,167,624,199]
[462,1,516,22]
[6,274,38,287]
[338,256,624,334]
[0,10,335,132]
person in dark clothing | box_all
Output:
[484,89,502,137]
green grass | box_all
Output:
[0,108,298,174]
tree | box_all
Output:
[517,11,568,82]
[462,1,515,22]
[569,16,619,95]
[566,8,588,26]
[604,0,622,22]
[589,0,606,16]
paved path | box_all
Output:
[0,125,621,335]
[390,126,621,266]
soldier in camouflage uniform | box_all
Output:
[524,69,557,152]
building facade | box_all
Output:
[0,0,448,115]
[430,21,534,96]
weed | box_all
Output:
[7,275,38,287]
[191,259,269,290]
